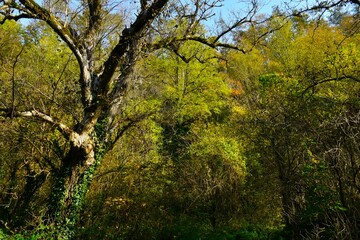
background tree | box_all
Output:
[226,10,360,239]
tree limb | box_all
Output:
[109,111,156,149]
[0,108,73,139]
[302,75,359,95]
[17,0,81,57]
[0,13,33,24]
[84,0,103,53]
[350,0,360,6]
[99,0,169,99]
[180,36,246,53]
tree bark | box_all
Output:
[47,131,102,239]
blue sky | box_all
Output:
[204,0,317,31]
[212,0,315,19]
[201,0,286,31]
[219,0,283,15]
[19,0,313,29]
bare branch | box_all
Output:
[0,108,73,139]
[169,45,191,63]
[147,0,272,56]
[302,75,360,95]
[0,13,33,24]
[180,36,246,53]
[149,34,246,54]
[291,0,347,17]
[350,0,360,6]
[16,0,80,53]
[110,111,156,149]
[213,0,258,44]
[84,0,103,52]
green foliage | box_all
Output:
[0,224,57,240]
[223,12,360,240]
[0,229,8,239]
[1,5,360,240]
[258,74,281,88]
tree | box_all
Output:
[0,20,80,229]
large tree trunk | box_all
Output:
[47,131,104,239]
